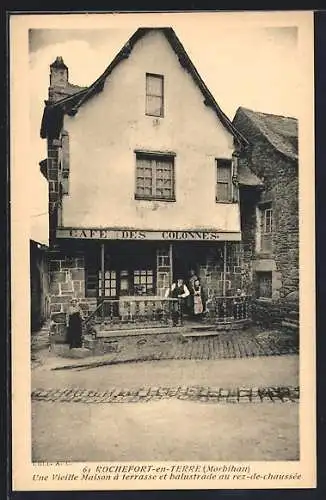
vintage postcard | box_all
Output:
[10,10,315,491]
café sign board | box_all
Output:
[56,227,241,241]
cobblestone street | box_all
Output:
[32,327,298,372]
[32,384,299,404]
[31,329,299,462]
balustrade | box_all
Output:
[204,295,251,323]
[84,294,251,335]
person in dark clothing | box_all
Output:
[66,298,84,349]
[165,278,190,326]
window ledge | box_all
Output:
[135,195,176,203]
[256,251,273,258]
[215,199,238,204]
[145,113,164,118]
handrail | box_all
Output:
[83,295,251,328]
[83,297,180,326]
[83,300,105,326]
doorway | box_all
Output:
[173,243,201,282]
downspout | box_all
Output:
[223,241,227,297]
[100,243,105,317]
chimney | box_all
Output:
[49,56,68,101]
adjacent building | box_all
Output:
[233,107,299,326]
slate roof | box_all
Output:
[237,163,264,187]
[233,107,298,161]
[41,27,248,146]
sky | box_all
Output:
[28,18,300,244]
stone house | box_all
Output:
[40,28,264,341]
[233,107,299,327]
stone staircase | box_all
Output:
[281,309,299,332]
[31,320,51,352]
[85,318,252,341]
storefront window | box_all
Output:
[98,270,117,297]
[133,269,154,295]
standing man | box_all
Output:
[165,277,190,326]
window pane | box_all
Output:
[136,156,174,199]
[261,234,272,252]
[264,209,273,233]
[146,95,163,117]
[120,279,129,291]
[217,164,231,182]
[216,182,231,201]
[163,188,172,197]
[257,272,272,298]
[146,74,163,96]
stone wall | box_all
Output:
[251,296,299,329]
[198,243,245,298]
[235,114,299,302]
[47,138,61,244]
[48,252,97,342]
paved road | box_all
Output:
[31,355,299,463]
[32,355,299,391]
[33,327,298,369]
[32,399,299,462]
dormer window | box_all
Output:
[146,73,164,117]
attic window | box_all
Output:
[216,159,233,203]
[146,73,164,117]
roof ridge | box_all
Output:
[239,106,297,122]
[41,27,248,146]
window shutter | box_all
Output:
[216,160,232,202]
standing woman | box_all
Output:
[193,279,205,320]
[187,269,199,315]
[66,298,84,349]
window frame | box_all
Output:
[145,73,164,118]
[215,158,234,203]
[135,152,176,202]
[258,202,273,253]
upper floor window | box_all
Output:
[146,73,164,117]
[259,203,273,253]
[135,153,175,201]
[216,159,233,202]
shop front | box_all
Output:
[48,227,251,339]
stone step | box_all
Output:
[88,319,252,339]
[92,325,185,338]
[287,310,299,320]
[281,320,299,331]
